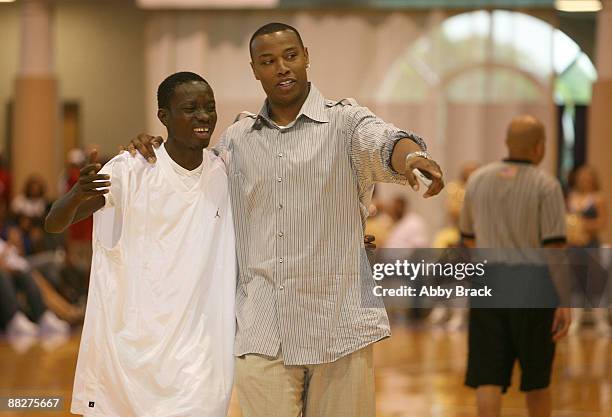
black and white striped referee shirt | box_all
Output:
[460,159,567,252]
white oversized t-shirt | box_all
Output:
[71,145,236,417]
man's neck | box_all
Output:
[267,85,310,126]
[505,154,535,164]
[164,139,204,171]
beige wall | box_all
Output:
[0,1,146,166]
[55,0,146,158]
[0,3,20,158]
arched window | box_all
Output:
[378,9,596,180]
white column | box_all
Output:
[587,0,612,244]
[19,0,54,76]
[12,0,60,197]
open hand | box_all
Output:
[552,307,571,342]
[71,150,110,202]
[120,133,163,163]
[364,234,376,251]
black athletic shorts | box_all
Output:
[465,308,556,393]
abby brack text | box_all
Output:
[373,285,493,298]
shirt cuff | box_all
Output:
[383,130,427,182]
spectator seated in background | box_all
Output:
[11,175,50,223]
[383,196,429,250]
[432,162,480,249]
[2,196,84,324]
[429,162,480,330]
[0,237,70,338]
[566,165,610,336]
[0,152,11,207]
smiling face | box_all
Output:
[158,81,217,150]
[250,29,310,109]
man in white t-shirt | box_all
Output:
[45,72,236,417]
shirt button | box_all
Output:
[278,152,283,158]
[278,203,283,209]
[279,285,284,291]
[279,258,284,263]
[278,232,284,237]
[277,177,282,182]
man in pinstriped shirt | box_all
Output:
[130,22,444,417]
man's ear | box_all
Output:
[538,140,546,159]
[157,108,168,127]
[250,61,260,81]
[304,47,309,66]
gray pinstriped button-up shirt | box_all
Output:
[215,84,426,365]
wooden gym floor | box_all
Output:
[0,325,610,417]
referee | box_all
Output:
[459,115,571,417]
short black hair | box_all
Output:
[249,22,304,58]
[157,71,210,110]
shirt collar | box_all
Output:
[503,158,533,165]
[254,83,329,129]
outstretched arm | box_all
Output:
[347,105,444,197]
[391,138,444,198]
[45,150,110,233]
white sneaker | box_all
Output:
[41,333,70,351]
[593,309,611,337]
[428,307,448,326]
[595,321,612,337]
[6,311,39,337]
[569,308,584,335]
[38,311,70,336]
[446,312,466,332]
[7,334,37,354]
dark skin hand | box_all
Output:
[45,150,110,233]
[122,134,163,162]
[543,240,571,342]
[463,236,571,342]
[364,234,376,251]
[390,138,444,198]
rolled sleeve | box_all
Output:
[348,106,426,188]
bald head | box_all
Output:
[505,115,546,164]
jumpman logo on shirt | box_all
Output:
[215,209,221,219]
